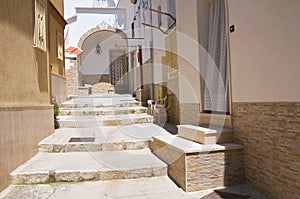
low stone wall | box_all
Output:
[232,102,300,199]
[82,74,110,85]
[186,150,244,192]
[0,105,54,191]
[51,73,66,103]
[150,139,244,192]
[92,83,115,94]
[66,63,78,96]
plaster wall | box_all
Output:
[0,0,50,104]
[228,0,300,103]
[50,0,64,16]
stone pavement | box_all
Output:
[0,94,267,198]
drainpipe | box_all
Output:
[149,0,155,100]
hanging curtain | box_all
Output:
[203,0,229,113]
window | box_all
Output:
[57,32,63,60]
[34,0,46,51]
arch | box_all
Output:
[77,22,127,49]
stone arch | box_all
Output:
[77,22,127,49]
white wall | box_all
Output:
[80,31,126,75]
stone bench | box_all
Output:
[178,125,234,145]
[150,135,244,192]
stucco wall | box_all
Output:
[228,0,300,103]
[228,1,300,198]
[50,0,64,16]
[51,73,67,103]
[0,0,55,191]
[176,0,201,124]
[0,105,54,191]
[0,0,50,104]
[49,3,65,76]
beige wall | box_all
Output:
[0,0,50,104]
[49,2,66,77]
[0,0,55,191]
[50,0,64,16]
[228,1,300,198]
[175,0,202,125]
[51,73,67,103]
[228,0,300,103]
[0,105,54,191]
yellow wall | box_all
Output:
[49,2,66,76]
[0,0,50,104]
[50,0,64,16]
[228,0,300,102]
[0,0,56,191]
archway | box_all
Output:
[77,22,129,94]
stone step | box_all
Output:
[60,97,142,109]
[38,124,171,153]
[11,149,167,185]
[1,176,201,199]
[57,114,153,128]
[0,178,267,199]
[178,125,234,145]
[59,106,147,116]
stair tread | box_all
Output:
[57,114,151,121]
[40,124,170,144]
[1,176,192,199]
[39,124,171,152]
[60,106,147,111]
[12,149,165,173]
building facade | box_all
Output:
[63,1,299,198]
[0,0,65,191]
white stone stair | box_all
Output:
[57,114,153,128]
[38,124,171,152]
[11,149,167,185]
[2,176,201,199]
[61,96,141,109]
[59,106,147,116]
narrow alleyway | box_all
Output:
[0,94,266,198]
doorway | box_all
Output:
[109,50,129,94]
[201,0,230,115]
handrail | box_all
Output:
[142,8,176,34]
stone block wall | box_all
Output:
[66,62,78,96]
[150,139,244,192]
[232,102,300,199]
[186,150,244,192]
[92,82,115,94]
[82,74,110,85]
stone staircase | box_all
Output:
[0,94,193,198]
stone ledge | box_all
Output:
[153,135,243,154]
[0,104,53,111]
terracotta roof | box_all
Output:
[65,46,83,55]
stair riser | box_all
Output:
[61,102,142,109]
[39,141,149,153]
[58,118,153,128]
[59,109,147,116]
[11,167,167,185]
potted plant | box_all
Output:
[53,102,60,129]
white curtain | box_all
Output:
[203,0,229,113]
